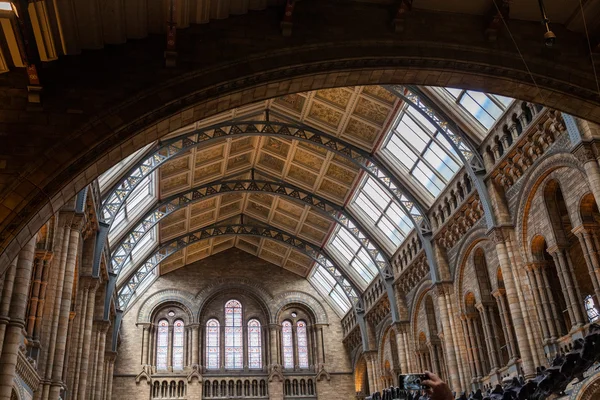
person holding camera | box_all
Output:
[422,371,453,400]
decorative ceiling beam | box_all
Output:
[116,222,363,311]
[110,175,401,321]
[385,85,497,231]
[101,119,439,280]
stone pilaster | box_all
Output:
[0,238,36,399]
[0,258,17,357]
[75,276,99,400]
[91,320,110,400]
[50,216,82,400]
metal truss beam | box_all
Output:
[101,119,440,282]
[112,176,401,321]
[385,85,497,230]
[117,223,363,312]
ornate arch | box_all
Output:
[574,372,600,400]
[136,288,198,323]
[272,291,329,325]
[195,278,274,322]
[409,279,434,341]
[513,152,586,252]
[454,227,489,310]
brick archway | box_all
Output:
[3,33,600,268]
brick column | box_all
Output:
[462,316,479,379]
[538,263,565,336]
[364,351,377,395]
[478,304,499,370]
[392,323,408,374]
[49,220,80,399]
[76,277,99,400]
[0,258,18,357]
[0,238,36,399]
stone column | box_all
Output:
[191,324,199,367]
[92,321,109,400]
[534,263,559,339]
[103,352,117,400]
[0,238,36,399]
[141,324,150,366]
[575,226,600,303]
[0,258,17,357]
[50,220,81,400]
[492,230,534,375]
[314,325,324,367]
[269,324,279,368]
[477,304,498,371]
[471,318,488,374]
[539,263,564,337]
[392,323,408,374]
[493,289,517,360]
[526,265,551,341]
[75,277,99,400]
[573,142,600,212]
[549,246,584,326]
[435,285,460,393]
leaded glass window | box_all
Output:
[248,319,262,369]
[282,320,294,369]
[173,320,184,370]
[225,300,243,369]
[156,319,169,370]
[297,321,309,369]
[206,319,220,369]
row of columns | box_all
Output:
[0,206,118,400]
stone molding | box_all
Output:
[271,291,329,325]
[136,288,198,323]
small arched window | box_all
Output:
[206,319,220,369]
[248,319,262,369]
[225,300,243,369]
[297,320,309,368]
[156,319,169,370]
[173,320,185,370]
[282,320,294,369]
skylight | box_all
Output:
[382,105,461,197]
[310,265,352,314]
[349,176,412,253]
[98,143,154,195]
[444,88,513,130]
[326,226,378,289]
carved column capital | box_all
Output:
[572,142,598,163]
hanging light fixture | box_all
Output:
[538,0,556,47]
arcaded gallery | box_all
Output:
[3,1,600,400]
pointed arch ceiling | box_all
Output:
[100,84,515,316]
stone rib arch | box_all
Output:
[195,278,274,323]
[136,288,198,323]
[271,291,329,325]
[408,279,434,338]
[513,152,585,251]
[453,227,489,305]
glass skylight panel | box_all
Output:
[350,177,412,250]
[326,226,377,288]
[445,88,513,130]
[382,105,461,197]
[98,143,155,194]
[109,172,157,244]
[310,266,351,314]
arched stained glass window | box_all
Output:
[585,295,600,323]
[156,319,169,370]
[173,320,184,370]
[225,300,243,369]
[206,319,220,369]
[248,319,262,369]
[297,320,309,368]
[282,320,294,369]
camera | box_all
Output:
[399,374,428,391]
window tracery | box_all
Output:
[225,300,243,369]
[206,319,220,370]
[282,320,294,369]
[156,319,169,370]
[173,320,184,370]
[248,319,262,369]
